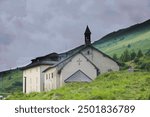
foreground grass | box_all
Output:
[6,71,150,100]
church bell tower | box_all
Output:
[84,26,91,46]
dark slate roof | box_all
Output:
[21,52,60,70]
[64,70,92,83]
[31,52,59,62]
[59,45,85,59]
[21,61,58,70]
[84,26,91,34]
[21,45,85,70]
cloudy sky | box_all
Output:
[0,0,150,71]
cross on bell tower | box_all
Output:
[84,25,91,46]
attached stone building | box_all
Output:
[22,26,119,93]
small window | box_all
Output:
[49,74,50,79]
[51,73,53,78]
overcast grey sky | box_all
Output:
[0,0,150,71]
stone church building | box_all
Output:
[22,26,119,93]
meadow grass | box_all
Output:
[6,71,150,100]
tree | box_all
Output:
[145,49,150,56]
[137,49,143,58]
[119,54,124,62]
[123,49,131,62]
[130,50,136,60]
[128,44,131,48]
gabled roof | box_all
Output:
[43,45,119,72]
[59,45,85,57]
[54,52,99,73]
[64,70,93,83]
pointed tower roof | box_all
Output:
[84,25,91,34]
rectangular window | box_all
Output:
[51,73,53,78]
[49,74,50,79]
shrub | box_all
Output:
[134,57,139,63]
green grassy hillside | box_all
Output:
[0,69,22,97]
[93,19,150,57]
[6,71,150,100]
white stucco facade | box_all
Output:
[81,47,119,73]
[23,65,49,93]
[60,53,97,84]
[44,67,59,91]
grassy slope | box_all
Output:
[0,69,22,97]
[6,71,150,100]
[93,20,150,57]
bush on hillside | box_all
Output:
[145,49,150,56]
[137,49,143,58]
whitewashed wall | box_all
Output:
[60,53,97,86]
[44,68,58,91]
[82,47,119,73]
[23,65,49,93]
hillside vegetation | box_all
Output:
[0,69,22,97]
[93,19,150,57]
[126,50,150,71]
[6,71,150,100]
